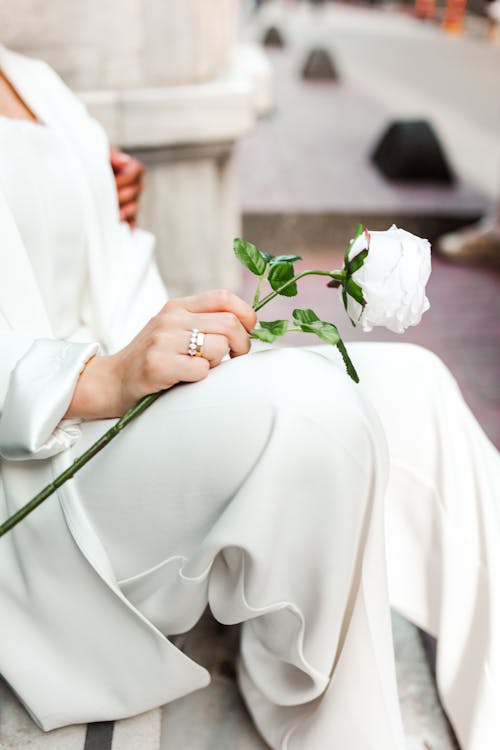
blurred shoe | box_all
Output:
[437,220,500,268]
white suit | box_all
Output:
[0,45,214,730]
[0,45,498,750]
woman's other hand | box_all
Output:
[65,291,257,419]
[110,147,144,228]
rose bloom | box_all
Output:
[345,225,431,334]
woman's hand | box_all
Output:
[110,147,144,228]
[65,290,257,420]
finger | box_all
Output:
[120,202,138,223]
[181,332,228,367]
[110,146,130,171]
[115,160,144,189]
[172,354,210,384]
[118,183,142,206]
[183,313,250,357]
[142,348,210,391]
[179,290,257,333]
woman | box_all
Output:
[0,43,498,749]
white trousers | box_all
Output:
[74,343,500,750]
[352,342,500,750]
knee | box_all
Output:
[396,342,447,371]
[255,346,372,412]
[235,346,388,470]
[263,347,388,474]
[351,341,459,395]
[390,343,459,395]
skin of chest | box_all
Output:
[0,72,38,121]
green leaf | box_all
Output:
[314,323,340,347]
[270,254,302,265]
[292,308,320,325]
[268,262,298,297]
[345,277,366,306]
[259,319,289,336]
[297,320,340,346]
[298,322,321,335]
[341,287,348,311]
[233,238,267,276]
[336,337,359,383]
[260,250,274,263]
[344,223,364,266]
[347,248,368,276]
[250,327,278,343]
[341,288,356,326]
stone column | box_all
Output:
[0,0,271,296]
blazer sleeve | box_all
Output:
[0,335,99,460]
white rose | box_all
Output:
[344,224,431,334]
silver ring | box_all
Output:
[187,329,205,358]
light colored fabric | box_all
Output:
[0,338,99,460]
[72,341,500,750]
[0,44,206,732]
[0,43,167,460]
[350,342,500,750]
[74,345,405,750]
[0,116,88,339]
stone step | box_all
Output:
[0,677,161,750]
[242,211,482,256]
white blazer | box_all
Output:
[0,46,210,730]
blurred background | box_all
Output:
[239,0,500,455]
[0,1,498,747]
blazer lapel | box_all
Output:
[0,44,121,348]
[0,189,52,336]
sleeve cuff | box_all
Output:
[0,339,99,460]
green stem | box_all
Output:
[0,391,163,538]
[254,270,345,312]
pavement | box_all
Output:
[0,677,162,750]
[239,0,500,208]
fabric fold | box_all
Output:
[0,337,99,459]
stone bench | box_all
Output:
[0,676,161,750]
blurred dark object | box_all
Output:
[371,119,454,184]
[262,25,285,48]
[301,48,339,81]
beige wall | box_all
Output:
[0,0,237,89]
